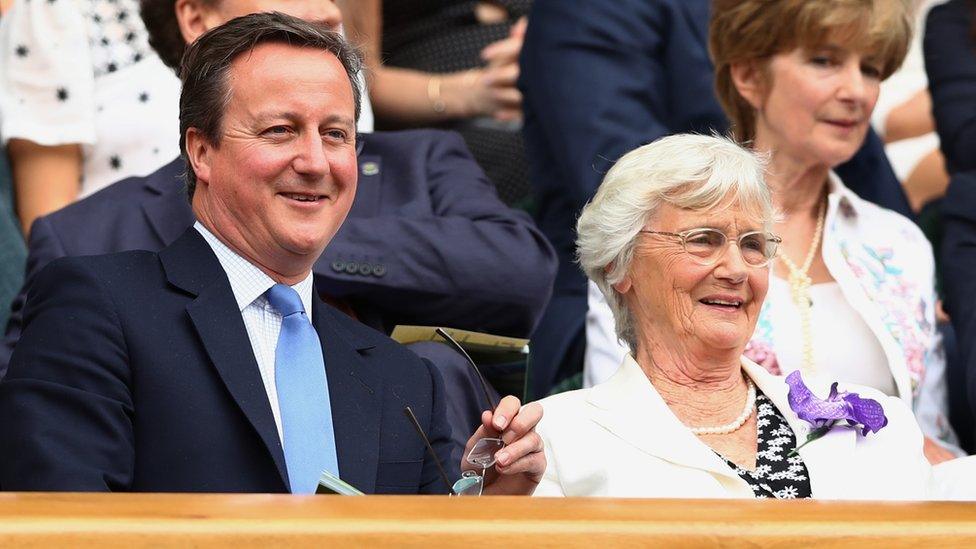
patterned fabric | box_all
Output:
[0,0,181,195]
[194,222,315,443]
[721,392,813,500]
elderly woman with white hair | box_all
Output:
[533,133,948,500]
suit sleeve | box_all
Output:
[0,257,134,491]
[317,131,557,337]
[0,214,69,379]
[519,0,678,206]
[925,1,976,174]
[419,357,460,494]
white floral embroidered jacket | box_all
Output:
[746,173,959,450]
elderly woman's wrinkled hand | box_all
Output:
[463,395,545,495]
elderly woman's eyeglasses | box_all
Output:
[639,228,782,267]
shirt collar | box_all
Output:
[826,171,859,220]
[194,221,314,314]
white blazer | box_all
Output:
[535,355,941,499]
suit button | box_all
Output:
[344,262,360,274]
[372,264,386,277]
[331,260,345,273]
[358,263,372,276]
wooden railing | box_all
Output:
[1,493,974,547]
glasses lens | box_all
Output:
[739,233,773,266]
[683,229,726,260]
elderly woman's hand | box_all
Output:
[463,395,545,495]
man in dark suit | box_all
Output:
[1,0,557,457]
[518,0,913,399]
[0,13,544,494]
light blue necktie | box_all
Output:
[266,283,339,494]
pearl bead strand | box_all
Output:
[687,379,757,436]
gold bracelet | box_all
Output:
[427,75,446,114]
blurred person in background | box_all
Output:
[0,0,182,234]
[927,0,976,448]
[0,0,27,331]
[873,0,948,214]
[339,0,532,208]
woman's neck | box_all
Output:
[635,341,748,426]
[763,146,830,216]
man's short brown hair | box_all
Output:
[709,0,912,143]
[178,11,363,199]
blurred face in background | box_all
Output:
[745,43,881,169]
[177,0,343,44]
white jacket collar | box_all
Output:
[585,355,856,495]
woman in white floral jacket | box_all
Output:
[711,0,961,461]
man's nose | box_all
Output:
[293,134,330,177]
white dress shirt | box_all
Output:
[194,222,315,442]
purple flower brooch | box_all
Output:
[785,371,888,456]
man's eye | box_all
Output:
[323,129,347,140]
[264,126,290,136]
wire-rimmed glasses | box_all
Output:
[451,437,506,496]
[639,228,781,267]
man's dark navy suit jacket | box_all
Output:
[0,227,457,492]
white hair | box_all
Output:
[576,133,773,350]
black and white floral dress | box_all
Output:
[721,391,813,499]
[0,0,181,195]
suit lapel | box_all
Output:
[587,357,745,485]
[311,298,383,494]
[742,359,857,497]
[142,159,194,246]
[160,228,290,489]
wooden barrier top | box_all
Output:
[1,493,975,547]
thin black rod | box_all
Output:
[403,406,456,495]
[435,327,496,410]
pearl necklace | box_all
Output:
[688,379,757,436]
[777,198,826,375]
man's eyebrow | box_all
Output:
[252,112,354,127]
[322,114,355,128]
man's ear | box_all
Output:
[184,128,213,186]
[175,0,220,45]
[730,60,765,110]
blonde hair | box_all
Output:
[710,0,912,142]
[576,134,772,349]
